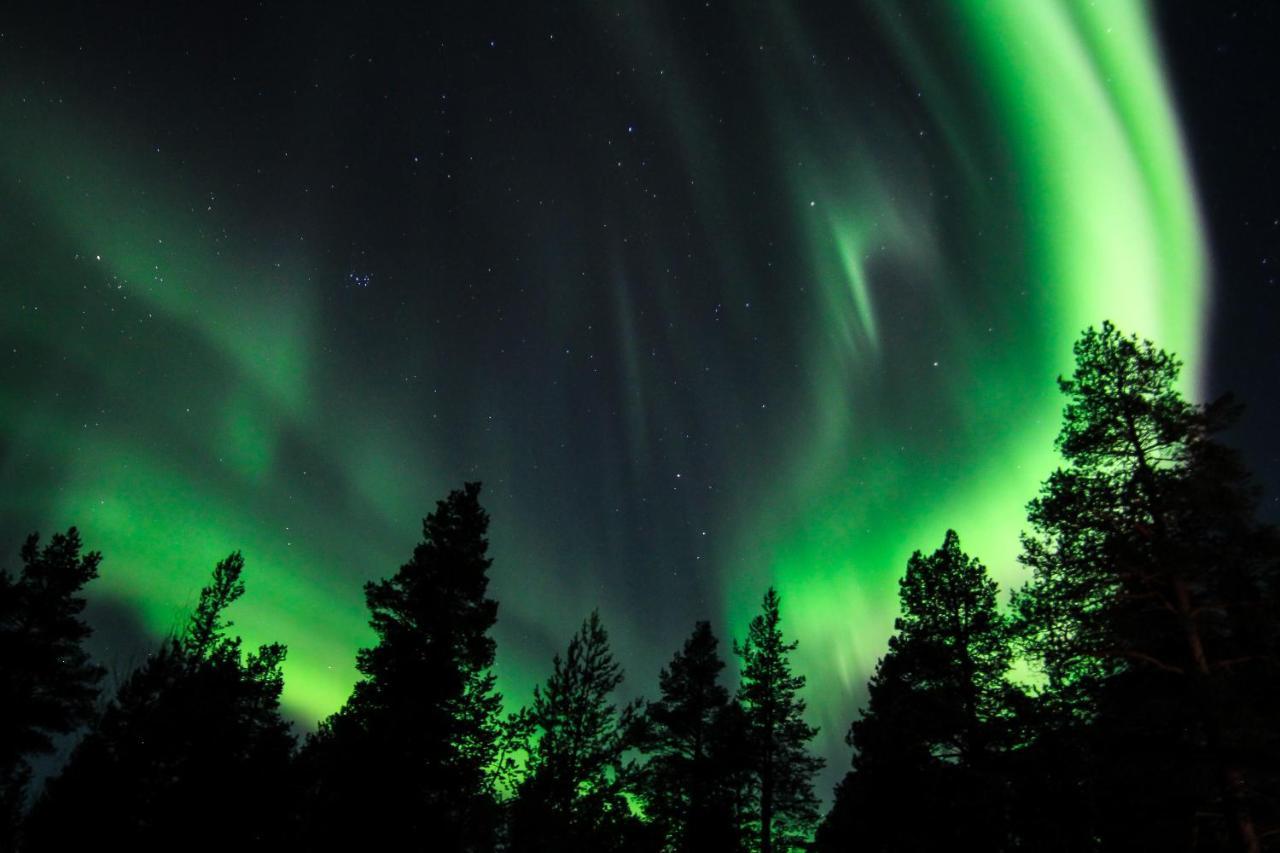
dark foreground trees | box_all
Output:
[298,482,503,851]
[1,488,829,851]
[638,620,742,852]
[1011,321,1280,851]
[819,322,1280,853]
[0,529,104,846]
[25,552,294,850]
[506,599,827,853]
[4,321,1278,851]
[817,530,1020,851]
[736,588,824,853]
[507,610,653,852]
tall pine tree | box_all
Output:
[817,530,1020,852]
[299,481,503,851]
[0,528,104,844]
[638,620,740,852]
[1012,322,1280,851]
[735,587,823,853]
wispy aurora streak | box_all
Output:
[0,0,1202,792]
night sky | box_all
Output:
[2,2,1277,799]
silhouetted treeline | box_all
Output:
[2,322,1278,852]
[816,323,1280,853]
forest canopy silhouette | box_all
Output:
[2,322,1277,852]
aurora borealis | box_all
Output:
[1,1,1276,797]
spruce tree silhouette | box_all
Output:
[297,481,503,851]
[816,530,1021,852]
[637,620,741,852]
[0,528,104,846]
[1012,322,1280,852]
[734,587,823,853]
[507,610,655,852]
[25,551,294,850]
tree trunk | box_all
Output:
[1172,578,1260,853]
[761,738,774,853]
[1125,398,1261,853]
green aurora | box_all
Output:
[0,0,1203,785]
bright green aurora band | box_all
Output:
[0,1,1202,790]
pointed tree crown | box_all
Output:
[650,620,729,748]
[1055,321,1196,476]
[736,588,806,719]
[893,530,1009,688]
[356,481,498,691]
[528,609,627,790]
[1,528,104,774]
[182,550,246,662]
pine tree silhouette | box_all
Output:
[734,587,823,853]
[25,551,294,850]
[1012,322,1280,851]
[817,531,1020,851]
[0,528,104,845]
[298,482,503,851]
[638,620,741,852]
[508,610,655,852]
